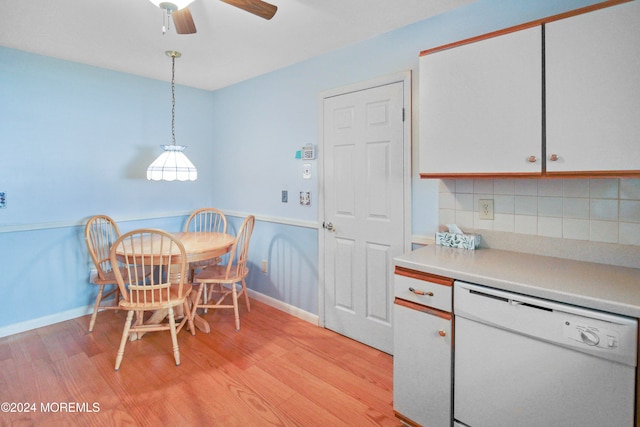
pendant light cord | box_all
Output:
[171,54,177,146]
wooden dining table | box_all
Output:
[115,231,235,339]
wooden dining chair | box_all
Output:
[84,214,123,332]
[110,229,195,371]
[191,215,255,331]
[185,207,227,234]
[184,208,228,282]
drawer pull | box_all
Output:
[438,329,447,337]
[409,287,434,297]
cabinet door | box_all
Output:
[546,1,640,174]
[419,26,542,176]
[393,302,452,427]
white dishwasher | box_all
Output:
[453,281,638,427]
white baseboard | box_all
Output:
[0,305,94,338]
[0,292,318,338]
[247,290,319,326]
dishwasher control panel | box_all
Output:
[563,320,619,350]
[454,281,638,367]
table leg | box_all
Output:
[193,315,211,333]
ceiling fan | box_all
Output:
[150,0,277,34]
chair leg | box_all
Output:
[167,307,180,366]
[114,286,120,313]
[190,284,205,321]
[242,279,251,312]
[232,282,240,331]
[181,299,196,336]
[89,285,106,332]
[202,283,208,314]
[115,311,134,371]
[135,311,144,326]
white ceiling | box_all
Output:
[0,0,472,91]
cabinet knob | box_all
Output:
[549,154,559,161]
[438,329,447,337]
[527,155,537,163]
[409,287,434,297]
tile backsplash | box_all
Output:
[438,178,640,247]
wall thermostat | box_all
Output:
[302,144,315,160]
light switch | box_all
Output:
[303,163,311,179]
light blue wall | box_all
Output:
[2,49,217,224]
[0,0,603,332]
[208,0,605,235]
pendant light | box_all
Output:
[147,50,198,181]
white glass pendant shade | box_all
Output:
[147,145,197,181]
[149,0,193,10]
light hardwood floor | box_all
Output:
[0,299,399,426]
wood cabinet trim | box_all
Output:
[394,297,453,320]
[421,171,640,179]
[394,410,421,427]
[420,172,542,179]
[419,0,631,57]
[545,170,640,178]
[394,266,454,287]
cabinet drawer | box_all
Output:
[394,269,452,312]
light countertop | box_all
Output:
[394,245,640,318]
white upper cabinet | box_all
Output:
[419,26,543,177]
[545,1,640,174]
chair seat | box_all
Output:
[119,283,193,310]
[91,266,130,286]
[194,265,248,283]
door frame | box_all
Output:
[317,71,412,327]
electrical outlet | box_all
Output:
[261,260,268,273]
[281,190,288,203]
[300,191,311,206]
[479,199,494,220]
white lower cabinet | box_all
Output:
[393,300,452,426]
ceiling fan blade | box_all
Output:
[220,0,278,20]
[173,7,197,34]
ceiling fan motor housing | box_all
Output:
[152,1,192,11]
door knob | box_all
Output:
[322,222,335,232]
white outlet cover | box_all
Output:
[479,199,494,220]
[300,191,311,206]
[303,163,311,179]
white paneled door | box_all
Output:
[321,77,409,354]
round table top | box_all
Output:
[172,231,235,262]
[114,231,235,264]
